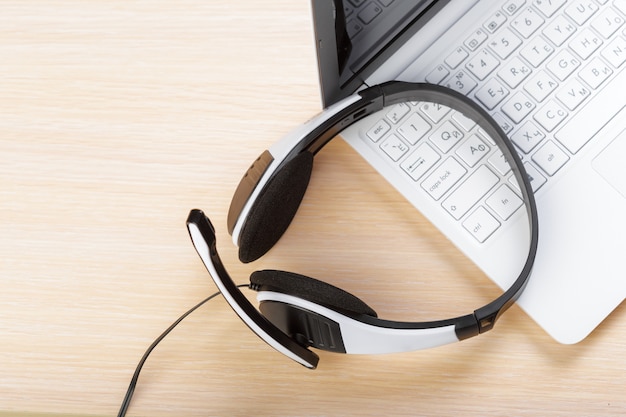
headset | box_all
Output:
[187,81,539,370]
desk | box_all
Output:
[1,2,625,416]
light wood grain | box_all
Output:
[1,2,625,416]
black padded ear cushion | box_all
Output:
[238,152,313,263]
[250,270,378,317]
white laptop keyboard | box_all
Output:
[359,0,626,243]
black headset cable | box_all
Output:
[117,284,250,417]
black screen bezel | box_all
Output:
[311,0,450,107]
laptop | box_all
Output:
[310,0,626,344]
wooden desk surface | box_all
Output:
[1,2,625,416]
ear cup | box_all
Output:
[250,269,378,317]
[238,152,314,263]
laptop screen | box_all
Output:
[312,0,449,107]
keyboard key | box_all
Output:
[346,19,363,38]
[445,47,469,69]
[367,119,390,142]
[511,121,545,153]
[591,8,624,38]
[426,64,450,84]
[397,113,431,145]
[477,127,495,146]
[520,161,547,192]
[565,1,599,25]
[511,7,545,38]
[401,142,440,181]
[464,28,488,51]
[489,28,523,59]
[452,111,476,132]
[556,78,591,110]
[442,165,499,220]
[532,140,569,176]
[486,184,524,220]
[601,36,626,67]
[444,69,478,95]
[503,0,526,16]
[492,113,515,134]
[463,206,500,243]
[502,91,535,123]
[421,157,467,200]
[524,70,558,102]
[520,36,554,67]
[533,0,566,17]
[429,120,464,153]
[452,111,476,131]
[498,56,532,88]
[420,102,450,123]
[547,49,581,80]
[456,134,490,167]
[615,1,626,16]
[358,2,382,24]
[569,28,603,60]
[386,103,410,124]
[542,16,576,46]
[579,57,613,88]
[484,10,507,33]
[465,49,499,80]
[542,15,577,46]
[533,99,567,131]
[380,134,409,161]
[475,78,510,110]
[488,150,513,175]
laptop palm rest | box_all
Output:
[593,127,626,200]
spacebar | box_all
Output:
[554,68,626,154]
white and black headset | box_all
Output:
[186,81,539,369]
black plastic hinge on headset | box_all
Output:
[454,314,481,340]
